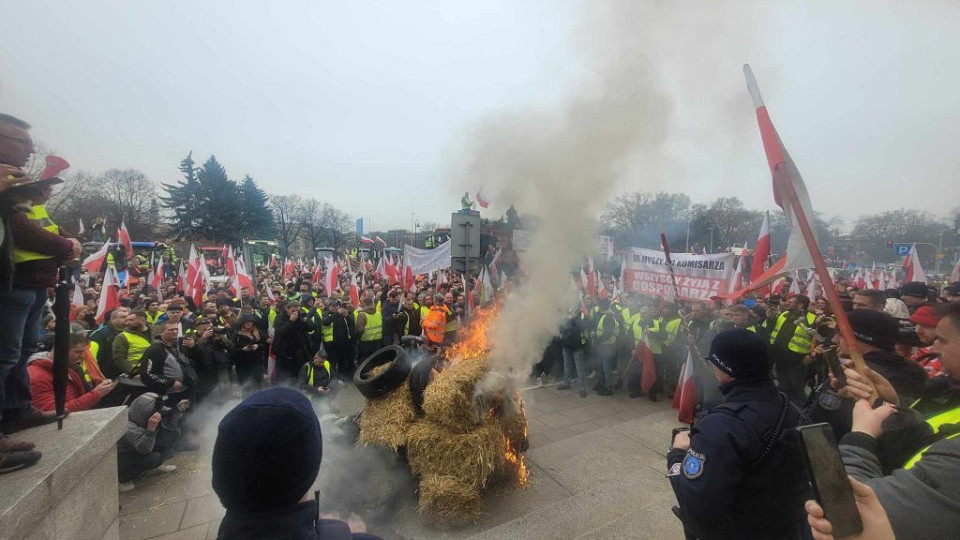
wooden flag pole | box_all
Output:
[774,168,874,392]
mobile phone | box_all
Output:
[822,347,847,388]
[797,423,862,538]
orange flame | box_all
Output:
[446,301,500,362]
[504,435,530,488]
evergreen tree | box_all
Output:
[238,174,275,239]
[194,155,244,243]
[161,151,203,239]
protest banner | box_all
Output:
[622,247,736,301]
[404,240,452,275]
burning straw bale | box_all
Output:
[406,418,505,490]
[357,369,416,450]
[418,474,483,529]
[421,355,489,432]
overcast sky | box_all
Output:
[2,1,958,231]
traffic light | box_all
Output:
[886,240,894,248]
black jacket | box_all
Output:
[321,311,355,345]
[668,378,809,539]
[138,340,199,394]
[216,501,381,540]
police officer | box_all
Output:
[668,329,808,539]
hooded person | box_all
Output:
[668,329,809,540]
[116,392,185,492]
[212,388,380,540]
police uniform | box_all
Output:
[668,329,808,539]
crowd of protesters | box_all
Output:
[5,110,960,537]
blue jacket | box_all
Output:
[668,377,809,539]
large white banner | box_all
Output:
[622,247,736,301]
[404,240,451,275]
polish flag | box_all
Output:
[719,67,819,299]
[586,257,598,300]
[349,273,360,309]
[788,271,802,296]
[750,213,771,295]
[225,246,236,278]
[177,260,187,293]
[403,255,416,294]
[117,222,134,260]
[95,269,120,323]
[579,267,589,292]
[903,244,927,284]
[728,244,749,294]
[264,281,277,305]
[637,334,657,394]
[672,351,697,425]
[374,235,387,247]
[185,245,200,298]
[311,261,322,286]
[72,281,85,310]
[283,258,296,280]
[150,260,164,296]
[476,189,490,209]
[360,236,374,244]
[385,257,399,286]
[950,258,960,283]
[325,260,340,296]
[39,155,70,181]
[374,256,385,283]
[81,241,110,274]
[806,273,819,300]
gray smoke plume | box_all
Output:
[453,1,675,374]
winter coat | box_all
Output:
[138,340,199,394]
[118,393,160,456]
[864,350,928,405]
[216,500,381,540]
[321,311,355,345]
[841,431,960,540]
[232,330,267,367]
[27,356,104,413]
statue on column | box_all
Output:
[460,191,475,210]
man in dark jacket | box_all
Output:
[117,392,185,492]
[212,388,379,539]
[138,320,199,399]
[90,306,130,377]
[321,299,356,379]
[273,302,310,381]
[558,310,588,398]
[668,329,808,539]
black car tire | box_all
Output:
[354,345,410,399]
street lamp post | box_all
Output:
[936,228,952,275]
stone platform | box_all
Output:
[0,407,128,540]
[117,383,684,540]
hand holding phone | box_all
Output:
[798,423,863,538]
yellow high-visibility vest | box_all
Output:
[121,331,151,368]
[596,314,619,345]
[13,205,59,263]
[360,310,382,342]
[306,361,331,387]
[769,311,816,354]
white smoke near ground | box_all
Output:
[453,1,767,376]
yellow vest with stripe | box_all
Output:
[306,361,331,387]
[121,331,151,369]
[444,306,459,332]
[904,404,960,469]
[13,205,59,263]
[596,314,620,345]
[360,310,382,342]
[769,311,817,354]
[663,317,682,346]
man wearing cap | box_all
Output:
[668,329,809,539]
[900,281,934,314]
[910,305,943,377]
[945,282,960,303]
[0,113,82,463]
[212,388,380,539]
[843,310,927,404]
[767,294,817,406]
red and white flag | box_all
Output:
[950,258,960,283]
[81,241,110,274]
[750,213,771,294]
[727,244,749,294]
[672,350,697,425]
[359,236,374,244]
[374,235,387,247]
[117,222,134,260]
[349,273,360,309]
[476,189,489,209]
[95,268,120,323]
[720,66,818,299]
[72,281,85,309]
[264,280,277,305]
[150,260,164,299]
[637,334,657,394]
[283,258,296,280]
[403,254,416,294]
[903,243,927,284]
[325,259,341,296]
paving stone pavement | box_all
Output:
[119,382,685,540]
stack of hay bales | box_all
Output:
[357,356,521,529]
[409,356,507,528]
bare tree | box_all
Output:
[271,194,306,258]
[47,168,160,239]
[300,198,326,252]
[319,203,352,249]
